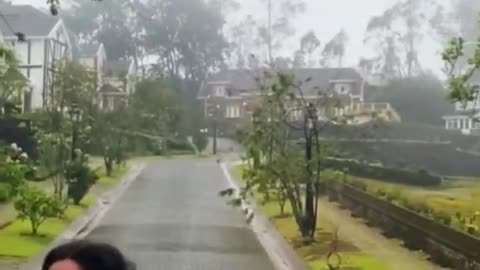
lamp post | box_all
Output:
[69,103,80,160]
[205,94,221,155]
[212,104,220,155]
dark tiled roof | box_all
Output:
[198,68,364,97]
[0,4,58,37]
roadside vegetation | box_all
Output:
[233,165,390,270]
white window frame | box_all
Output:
[214,85,225,97]
[226,105,240,118]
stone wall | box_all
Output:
[328,184,480,270]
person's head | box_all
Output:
[42,240,135,270]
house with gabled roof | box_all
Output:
[198,68,400,132]
[0,2,72,111]
[98,59,137,111]
[75,41,137,111]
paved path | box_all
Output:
[86,158,276,270]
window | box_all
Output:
[214,85,225,96]
[225,105,240,118]
[334,83,351,94]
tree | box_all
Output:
[364,0,441,79]
[368,73,453,125]
[229,15,259,69]
[14,185,63,235]
[443,36,480,113]
[64,0,135,61]
[223,70,342,242]
[0,45,27,115]
[294,31,320,68]
[140,0,229,88]
[321,29,348,68]
[257,0,306,65]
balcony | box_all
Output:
[339,102,401,124]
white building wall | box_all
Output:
[6,38,46,109]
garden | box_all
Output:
[232,166,391,270]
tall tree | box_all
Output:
[140,0,229,92]
[64,0,136,61]
[364,0,440,78]
[320,29,348,68]
[257,0,306,65]
[230,15,259,69]
[294,31,320,68]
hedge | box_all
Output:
[324,158,442,186]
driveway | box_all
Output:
[86,158,276,270]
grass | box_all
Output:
[0,203,86,258]
[0,164,129,259]
[360,177,480,217]
[233,165,390,270]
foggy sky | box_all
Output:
[11,0,445,75]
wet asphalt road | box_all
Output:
[86,158,276,270]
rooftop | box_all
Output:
[198,67,364,97]
[0,3,58,37]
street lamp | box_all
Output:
[69,102,81,160]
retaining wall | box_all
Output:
[328,184,480,270]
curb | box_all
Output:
[20,163,146,270]
[220,162,310,270]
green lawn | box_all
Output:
[0,164,129,259]
[0,203,86,258]
[233,165,390,270]
[360,177,480,217]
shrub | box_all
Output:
[0,183,12,202]
[192,132,208,152]
[0,163,29,195]
[166,137,194,151]
[66,161,98,205]
[324,158,442,186]
[14,185,63,235]
[432,211,452,226]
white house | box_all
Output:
[0,3,72,111]
[77,42,107,93]
[98,59,137,111]
[442,73,480,135]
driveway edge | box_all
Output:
[20,162,146,270]
[220,162,310,270]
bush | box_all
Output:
[0,163,28,195]
[0,183,12,202]
[66,161,99,205]
[192,132,208,152]
[432,211,452,226]
[324,158,442,186]
[14,185,63,235]
[166,137,194,151]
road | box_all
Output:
[86,158,276,270]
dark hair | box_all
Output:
[42,240,135,270]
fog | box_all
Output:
[9,0,454,76]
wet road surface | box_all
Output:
[87,158,275,270]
